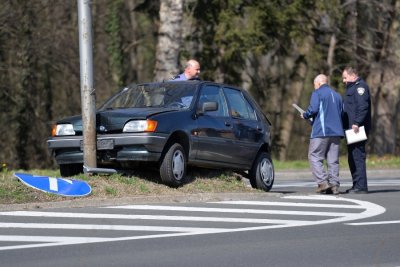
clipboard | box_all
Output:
[345,126,367,145]
[292,103,313,122]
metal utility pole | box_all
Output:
[77,0,97,173]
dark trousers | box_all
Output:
[347,140,368,190]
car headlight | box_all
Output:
[123,120,158,132]
[52,124,75,136]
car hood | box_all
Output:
[57,107,179,133]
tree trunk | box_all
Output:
[367,0,400,155]
[153,0,183,81]
[277,57,308,161]
[126,0,140,82]
[106,0,125,87]
[15,1,37,169]
[327,34,337,84]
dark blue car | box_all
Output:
[47,81,274,191]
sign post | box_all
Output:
[77,0,97,173]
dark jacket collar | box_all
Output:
[346,77,361,89]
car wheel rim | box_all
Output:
[172,150,184,180]
[260,158,273,186]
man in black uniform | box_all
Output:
[342,67,371,194]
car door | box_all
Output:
[222,87,264,166]
[193,84,237,163]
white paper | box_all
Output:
[292,103,313,122]
[292,103,305,113]
[345,126,367,145]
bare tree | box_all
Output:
[366,0,400,155]
[153,0,183,81]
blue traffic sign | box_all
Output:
[14,173,91,197]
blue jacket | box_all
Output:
[171,73,188,81]
[303,84,344,138]
[171,73,200,81]
[343,78,371,133]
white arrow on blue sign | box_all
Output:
[14,173,91,197]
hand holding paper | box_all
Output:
[292,103,313,122]
[345,126,367,145]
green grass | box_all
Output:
[366,155,400,169]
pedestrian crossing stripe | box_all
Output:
[0,195,386,251]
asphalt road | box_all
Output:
[0,169,399,267]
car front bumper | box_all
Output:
[47,133,168,165]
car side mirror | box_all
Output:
[197,101,218,115]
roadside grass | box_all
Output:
[0,167,255,205]
[1,155,399,205]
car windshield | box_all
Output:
[99,83,196,110]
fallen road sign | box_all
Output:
[14,173,91,197]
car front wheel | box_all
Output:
[249,152,274,192]
[160,143,187,187]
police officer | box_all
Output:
[171,59,201,81]
[342,67,372,194]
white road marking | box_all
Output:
[209,200,364,209]
[103,205,354,217]
[0,235,108,243]
[0,195,386,251]
[0,211,312,225]
[346,220,400,226]
[0,222,229,233]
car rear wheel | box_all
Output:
[60,163,83,177]
[160,143,187,187]
[249,152,274,192]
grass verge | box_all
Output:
[0,155,399,205]
[0,168,255,205]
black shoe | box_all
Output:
[325,188,333,194]
[346,188,368,194]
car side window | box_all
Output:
[198,85,229,117]
[244,97,257,120]
[223,88,257,120]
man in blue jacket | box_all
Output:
[342,67,371,194]
[302,74,344,194]
[171,59,201,81]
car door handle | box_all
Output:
[225,122,231,127]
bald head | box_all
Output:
[313,74,328,89]
[184,59,201,80]
[185,59,199,69]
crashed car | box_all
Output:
[47,81,274,191]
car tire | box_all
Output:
[160,143,187,187]
[249,152,274,192]
[60,163,83,177]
